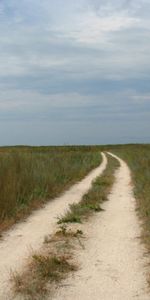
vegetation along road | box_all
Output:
[0,153,107,299]
[52,152,149,300]
[0,149,149,299]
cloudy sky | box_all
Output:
[0,0,150,145]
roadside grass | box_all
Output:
[110,144,150,252]
[0,146,102,232]
[58,154,119,225]
[12,154,119,300]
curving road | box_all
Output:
[52,152,149,300]
[0,153,107,300]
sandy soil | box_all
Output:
[52,152,149,300]
[0,152,107,300]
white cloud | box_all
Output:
[52,4,140,46]
[132,93,150,103]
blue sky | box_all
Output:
[0,0,150,145]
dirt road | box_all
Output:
[52,152,149,300]
[0,153,107,300]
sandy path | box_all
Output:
[0,153,107,300]
[52,152,149,300]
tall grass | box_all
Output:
[0,147,102,230]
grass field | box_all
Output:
[1,144,150,298]
[0,146,102,231]
[0,143,150,252]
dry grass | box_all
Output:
[0,146,102,232]
[13,226,82,300]
[13,255,75,299]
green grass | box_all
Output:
[0,146,102,231]
[58,154,119,224]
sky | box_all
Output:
[0,0,150,145]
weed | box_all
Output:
[13,254,76,299]
[32,254,75,280]
[57,209,82,224]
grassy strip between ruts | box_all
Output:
[57,154,119,225]
[12,154,119,300]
